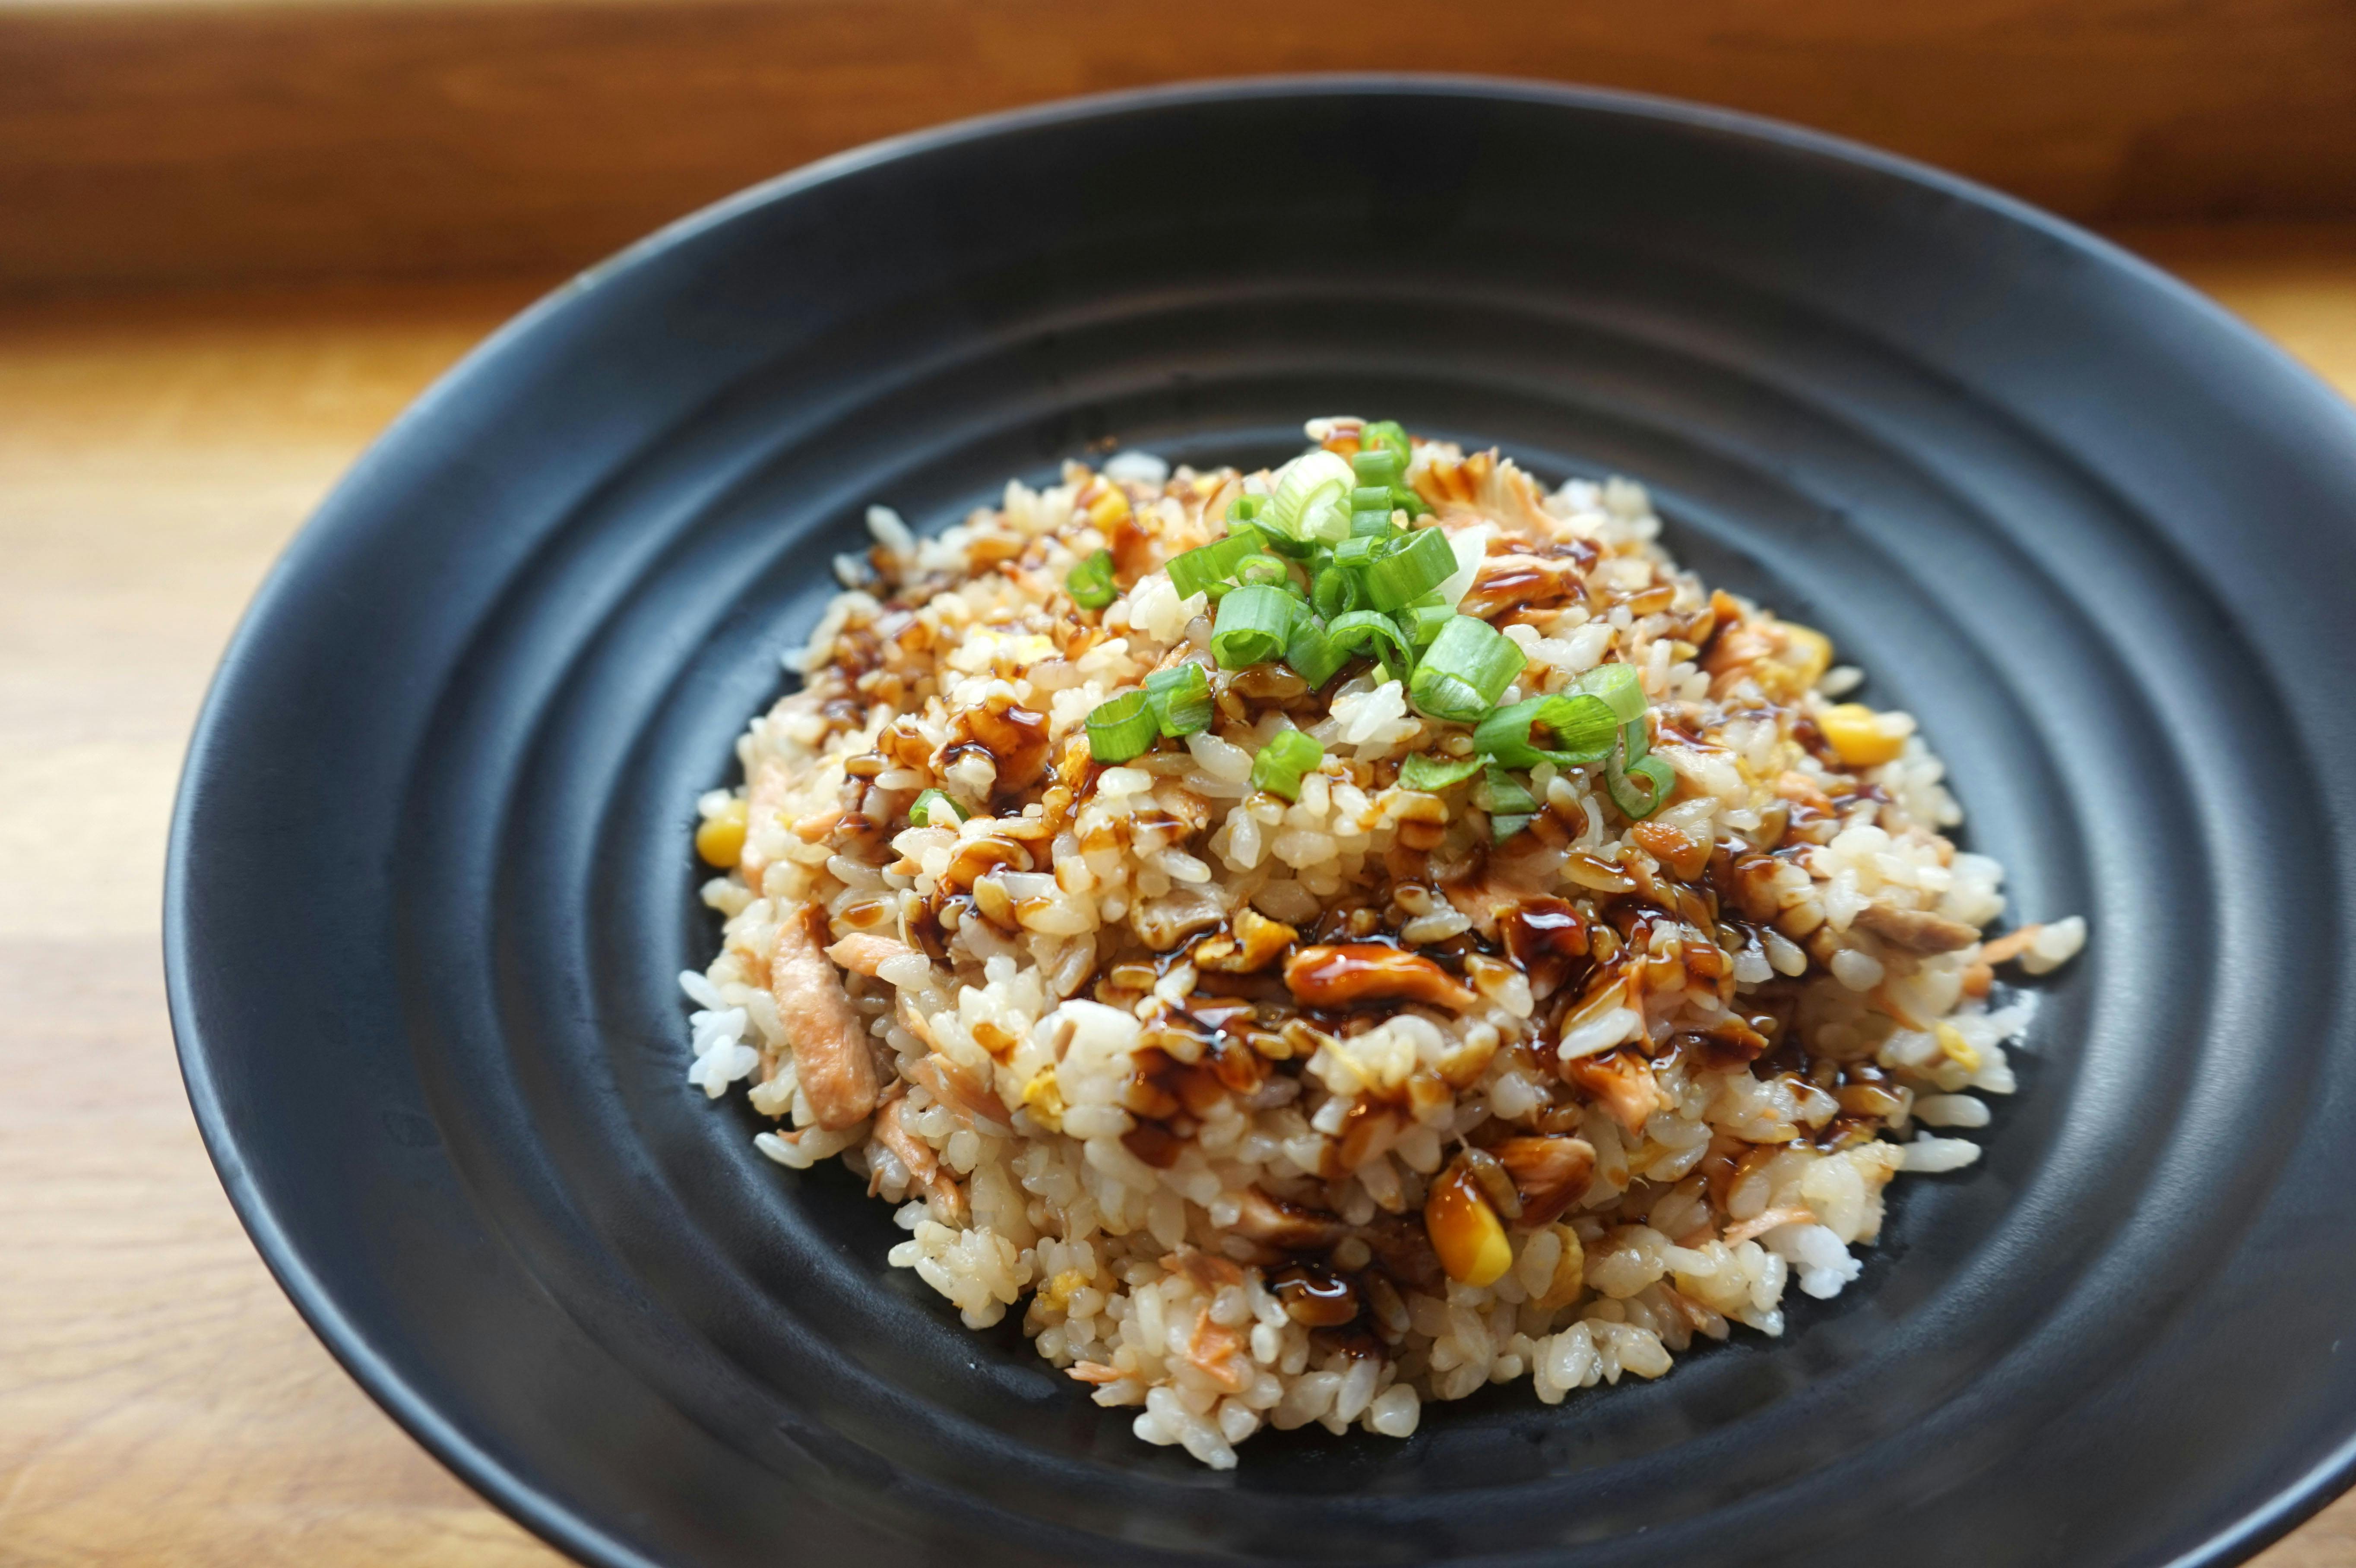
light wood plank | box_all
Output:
[2,0,2354,288]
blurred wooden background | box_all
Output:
[3,2,2356,1565]
[3,0,2356,289]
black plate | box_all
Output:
[168,79,2356,1567]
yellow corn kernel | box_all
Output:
[1085,485,1131,528]
[1820,703,1908,768]
[1020,1068,1066,1132]
[1778,622,1833,689]
[1935,1022,1982,1073]
[1425,1168,1513,1287]
[694,797,749,867]
[1037,1268,1089,1314]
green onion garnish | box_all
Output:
[1605,714,1673,819]
[1324,609,1415,681]
[908,789,969,828]
[1065,548,1117,610]
[1250,730,1324,800]
[1265,452,1355,546]
[1362,420,1410,463]
[1476,764,1539,841]
[1285,616,1346,688]
[1397,599,1454,649]
[1364,525,1458,611]
[1166,525,1265,601]
[1311,563,1365,620]
[1085,689,1160,762]
[1210,583,1299,669]
[1352,446,1406,487]
[1399,752,1483,791]
[1143,663,1213,737]
[1233,552,1291,589]
[1390,485,1431,520]
[1408,615,1526,722]
[1350,508,1398,537]
[1474,692,1619,770]
[1228,494,1268,524]
[1572,661,1649,724]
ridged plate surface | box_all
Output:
[168,79,2356,1568]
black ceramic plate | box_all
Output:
[168,79,2356,1568]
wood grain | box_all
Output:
[0,228,2352,1563]
[3,0,2356,290]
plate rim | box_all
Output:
[164,72,2356,1568]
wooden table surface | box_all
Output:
[4,226,2354,1567]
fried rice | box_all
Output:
[679,418,2086,1467]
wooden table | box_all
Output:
[4,228,2352,1566]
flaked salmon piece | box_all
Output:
[906,1053,1015,1136]
[769,902,878,1130]
[1231,1188,1347,1252]
[1723,1205,1816,1248]
[1491,1135,1597,1229]
[1283,945,1478,1011]
[1562,1049,1662,1137]
[826,932,915,978]
[1854,902,1980,954]
[872,1095,967,1225]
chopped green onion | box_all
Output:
[1350,485,1394,513]
[1408,615,1526,722]
[1390,485,1430,520]
[1476,764,1539,842]
[1250,730,1323,800]
[1285,616,1346,688]
[1233,552,1291,588]
[1573,662,1649,724]
[1167,526,1264,600]
[1227,493,1268,524]
[1311,563,1365,620]
[1397,600,1454,649]
[1609,750,1674,820]
[1362,421,1410,463]
[1399,752,1483,791]
[908,789,969,828]
[1324,609,1415,681]
[1085,690,1159,762]
[1364,525,1458,610]
[1065,548,1117,610]
[1350,508,1398,537]
[1210,584,1298,669]
[1474,692,1619,770]
[1266,451,1355,546]
[1352,446,1406,487]
[1330,535,1379,569]
[1143,663,1213,737]
[1605,714,1672,818]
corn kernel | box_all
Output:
[694,797,749,867]
[1020,1068,1066,1132]
[1778,622,1832,689]
[1935,1022,1982,1073]
[1085,486,1131,528]
[1424,1168,1513,1287]
[1820,703,1907,768]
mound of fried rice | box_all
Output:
[680,418,2084,1467]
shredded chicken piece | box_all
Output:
[1854,903,1980,954]
[1723,1205,1817,1247]
[825,932,915,977]
[1283,945,1478,1011]
[906,1052,1014,1136]
[1491,1135,1597,1229]
[768,903,878,1130]
[1562,1050,1662,1136]
[1976,923,2044,964]
[1232,1187,1348,1252]
[871,1095,967,1225]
